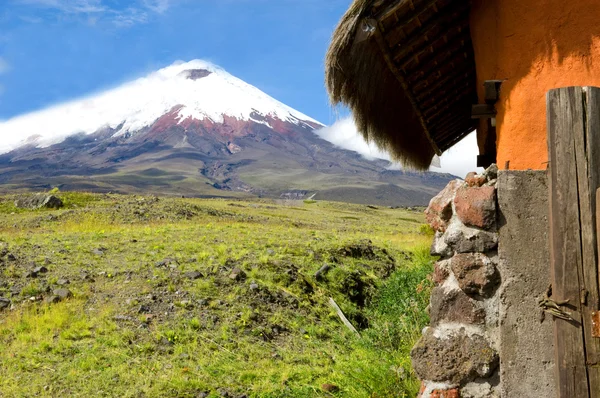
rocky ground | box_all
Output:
[0,192,434,397]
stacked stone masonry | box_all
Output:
[414,165,501,398]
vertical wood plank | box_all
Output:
[586,88,600,396]
[547,87,590,398]
[577,87,600,395]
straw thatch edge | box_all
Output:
[325,0,436,170]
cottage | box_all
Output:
[326,1,600,397]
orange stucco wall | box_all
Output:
[470,0,600,170]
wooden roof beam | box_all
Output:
[412,64,474,95]
[430,106,471,132]
[438,125,475,148]
[432,110,472,134]
[432,113,474,138]
[425,93,475,123]
[414,69,475,103]
[418,78,476,109]
[402,28,472,81]
[375,0,444,28]
[388,3,470,62]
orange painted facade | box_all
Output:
[470,0,600,170]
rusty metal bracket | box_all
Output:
[592,311,600,338]
[538,284,576,322]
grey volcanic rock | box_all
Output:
[184,271,204,280]
[0,297,10,310]
[411,328,498,384]
[451,253,499,297]
[15,194,63,209]
[53,288,73,301]
[429,288,486,326]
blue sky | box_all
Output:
[0,0,351,124]
[0,0,479,177]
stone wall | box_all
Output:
[412,166,501,398]
[412,168,556,398]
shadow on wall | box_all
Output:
[470,0,600,170]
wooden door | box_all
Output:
[547,86,600,397]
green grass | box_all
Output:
[0,192,434,397]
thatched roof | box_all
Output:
[326,0,477,170]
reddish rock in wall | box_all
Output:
[454,186,497,230]
[425,179,463,232]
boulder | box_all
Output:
[15,194,63,209]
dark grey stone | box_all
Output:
[15,194,63,209]
[429,287,486,326]
[229,267,246,281]
[431,231,453,257]
[0,297,10,310]
[314,264,332,280]
[451,253,499,297]
[53,288,73,300]
[33,266,48,274]
[411,327,498,385]
[25,271,38,278]
[484,164,498,180]
[137,305,151,314]
[445,226,498,253]
[92,248,106,256]
[184,271,204,280]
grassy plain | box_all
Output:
[0,192,434,397]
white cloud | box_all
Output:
[316,117,482,178]
[111,7,148,27]
[315,118,392,161]
[142,0,171,14]
[18,0,172,26]
[19,0,106,14]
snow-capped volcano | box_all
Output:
[0,60,321,154]
[0,60,454,206]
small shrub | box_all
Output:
[419,224,435,236]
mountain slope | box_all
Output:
[0,60,454,206]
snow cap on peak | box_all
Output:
[0,59,322,154]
